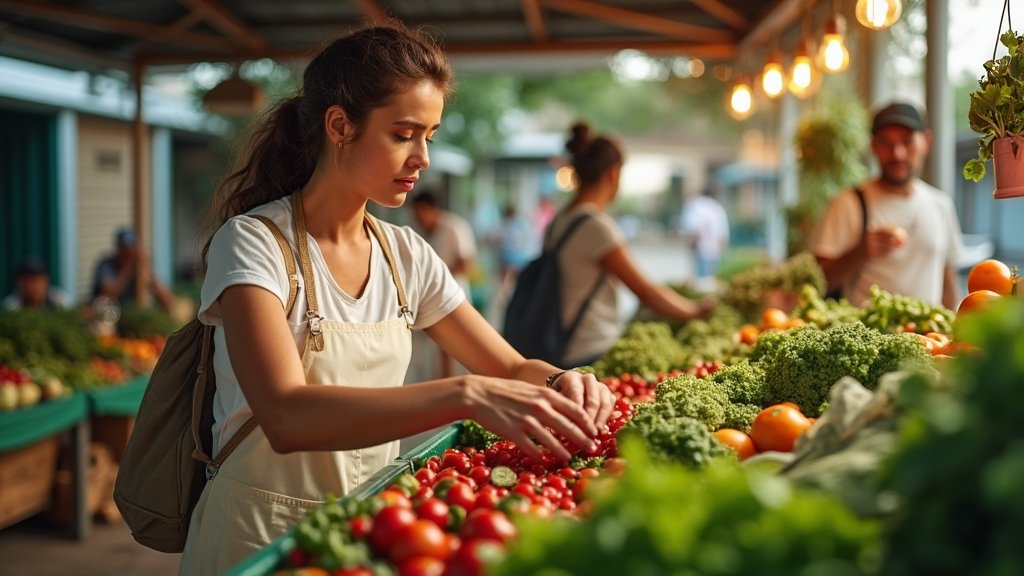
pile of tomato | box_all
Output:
[602,363,722,404]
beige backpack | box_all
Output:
[113,215,298,553]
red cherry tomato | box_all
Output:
[415,497,450,530]
[369,505,416,554]
[444,481,477,511]
[389,519,449,564]
[460,509,517,544]
[397,556,445,576]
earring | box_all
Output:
[336,141,343,150]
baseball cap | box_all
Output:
[872,102,927,134]
[116,227,137,248]
[16,256,48,276]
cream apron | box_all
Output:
[180,200,413,575]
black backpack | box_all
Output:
[502,212,605,366]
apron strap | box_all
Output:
[290,193,325,351]
[365,214,414,325]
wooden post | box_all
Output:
[132,59,150,307]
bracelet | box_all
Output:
[545,370,569,389]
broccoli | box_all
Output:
[618,403,732,468]
[709,359,768,406]
[791,284,862,329]
[721,403,762,434]
[592,321,685,379]
[654,373,730,430]
[757,322,929,416]
[457,419,500,449]
[866,331,931,385]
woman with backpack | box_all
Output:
[178,23,613,574]
[539,122,715,366]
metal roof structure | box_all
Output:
[0,0,803,72]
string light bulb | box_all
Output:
[819,14,850,72]
[788,38,816,99]
[761,52,786,98]
[729,78,754,120]
[855,0,902,30]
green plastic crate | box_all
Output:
[227,423,464,575]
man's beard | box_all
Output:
[880,162,913,186]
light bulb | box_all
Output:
[762,57,785,98]
[729,81,754,119]
[789,40,816,99]
[855,0,902,30]
[818,15,850,72]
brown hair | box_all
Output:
[565,122,623,187]
[202,22,453,264]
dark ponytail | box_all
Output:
[565,121,623,187]
[202,21,453,266]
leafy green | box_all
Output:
[618,402,730,468]
[721,253,826,321]
[880,299,1024,575]
[493,437,880,576]
[592,322,685,379]
[456,419,500,450]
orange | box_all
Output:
[737,324,760,345]
[967,259,1014,296]
[713,428,757,460]
[750,404,812,453]
[957,289,1002,316]
[761,307,790,330]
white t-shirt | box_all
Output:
[547,205,625,365]
[680,195,730,258]
[200,197,465,453]
[811,179,963,307]
[423,212,476,295]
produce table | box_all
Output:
[0,392,90,539]
[227,424,462,576]
[85,374,149,417]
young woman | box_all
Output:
[180,24,614,574]
[546,122,715,367]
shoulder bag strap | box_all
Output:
[547,211,608,350]
[365,213,414,325]
[290,193,325,351]
[201,215,301,467]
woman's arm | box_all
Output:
[220,286,602,461]
[426,301,615,429]
[600,245,713,321]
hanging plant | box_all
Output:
[787,89,869,255]
[963,6,1024,198]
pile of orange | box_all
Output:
[958,259,1018,316]
[714,403,815,460]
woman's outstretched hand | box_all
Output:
[547,370,615,432]
[464,376,605,463]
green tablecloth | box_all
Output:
[0,392,88,452]
[86,375,149,417]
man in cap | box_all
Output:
[811,101,964,309]
[91,227,175,311]
[3,256,69,310]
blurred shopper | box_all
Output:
[497,203,533,288]
[179,24,613,575]
[91,227,175,311]
[3,256,68,310]
[540,121,713,366]
[411,189,477,297]
[679,187,730,281]
[411,189,478,377]
[811,102,963,309]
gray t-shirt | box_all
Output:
[546,205,625,365]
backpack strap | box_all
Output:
[365,213,414,325]
[291,193,325,351]
[547,211,608,357]
[192,215,299,468]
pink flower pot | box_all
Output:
[992,136,1024,199]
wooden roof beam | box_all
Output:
[0,0,234,52]
[520,0,549,42]
[355,0,389,24]
[182,0,267,50]
[538,0,734,43]
[138,39,736,66]
[691,0,749,31]
[738,0,805,52]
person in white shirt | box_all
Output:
[411,189,477,297]
[680,188,730,280]
[179,24,613,575]
[811,102,963,309]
